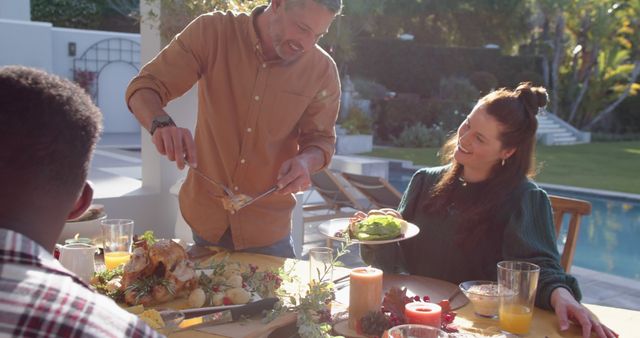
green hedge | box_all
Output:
[613,94,640,133]
[346,38,544,97]
[373,98,468,142]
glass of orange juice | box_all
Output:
[497,261,540,335]
[100,219,134,270]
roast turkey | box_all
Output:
[121,239,198,305]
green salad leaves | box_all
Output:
[351,215,403,241]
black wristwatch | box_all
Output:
[149,115,176,135]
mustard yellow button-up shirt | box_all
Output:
[126,8,340,249]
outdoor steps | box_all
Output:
[536,113,590,146]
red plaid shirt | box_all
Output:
[0,229,164,338]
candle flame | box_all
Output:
[74,233,80,240]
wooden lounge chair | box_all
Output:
[341,172,403,209]
[549,195,592,273]
[303,169,365,223]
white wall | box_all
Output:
[99,63,140,133]
[50,27,139,79]
[0,20,141,134]
[0,0,30,21]
[51,28,141,133]
[0,19,53,71]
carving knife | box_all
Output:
[177,297,278,330]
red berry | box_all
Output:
[413,295,420,301]
[212,286,220,292]
[423,295,430,302]
[222,297,233,305]
[444,313,454,323]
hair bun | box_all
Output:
[516,82,548,115]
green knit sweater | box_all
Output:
[361,165,581,310]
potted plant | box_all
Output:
[336,107,373,155]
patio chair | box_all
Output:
[304,169,365,223]
[549,195,592,273]
[341,172,403,209]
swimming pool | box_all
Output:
[389,167,640,281]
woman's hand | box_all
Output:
[551,287,617,338]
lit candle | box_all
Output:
[65,233,92,245]
[404,302,442,327]
[348,267,383,330]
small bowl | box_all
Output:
[459,280,501,318]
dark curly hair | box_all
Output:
[0,66,102,200]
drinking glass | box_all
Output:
[100,219,134,270]
[497,260,540,335]
[309,247,333,283]
[387,324,449,338]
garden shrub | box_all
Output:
[514,70,544,87]
[372,97,464,145]
[373,98,428,142]
[392,123,446,148]
[438,77,480,102]
[352,77,389,100]
[469,71,498,95]
[341,107,372,135]
[592,132,640,142]
[372,81,471,144]
[612,94,640,133]
[32,0,102,29]
[347,38,544,97]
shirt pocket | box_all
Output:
[263,91,311,139]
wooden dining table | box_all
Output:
[167,252,639,338]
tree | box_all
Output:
[584,0,640,129]
[353,0,533,53]
[320,0,387,72]
[529,0,640,130]
[144,0,268,46]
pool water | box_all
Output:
[389,168,640,281]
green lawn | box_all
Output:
[361,141,640,194]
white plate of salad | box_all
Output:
[318,214,420,245]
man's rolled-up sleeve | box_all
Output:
[125,14,216,108]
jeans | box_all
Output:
[193,228,295,258]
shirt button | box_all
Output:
[234,186,239,191]
[246,127,252,132]
[262,63,267,68]
[254,95,260,101]
[240,159,246,164]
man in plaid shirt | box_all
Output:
[0,66,163,338]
